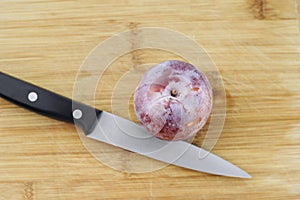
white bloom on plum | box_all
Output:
[134,60,213,141]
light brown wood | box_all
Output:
[0,0,300,199]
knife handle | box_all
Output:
[0,71,102,134]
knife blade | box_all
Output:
[0,71,251,178]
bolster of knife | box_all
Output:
[0,71,102,134]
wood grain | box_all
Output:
[0,0,299,199]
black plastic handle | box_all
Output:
[0,71,102,134]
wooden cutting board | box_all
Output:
[0,0,299,199]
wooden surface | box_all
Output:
[0,0,300,199]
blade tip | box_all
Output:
[243,174,252,179]
[238,172,252,179]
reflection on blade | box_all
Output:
[87,111,251,178]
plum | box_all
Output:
[134,60,213,141]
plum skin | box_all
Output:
[134,60,213,141]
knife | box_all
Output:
[0,71,251,178]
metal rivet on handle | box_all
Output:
[28,92,38,102]
[73,109,83,119]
